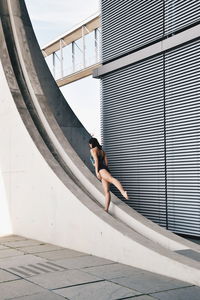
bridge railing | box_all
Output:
[41,12,101,85]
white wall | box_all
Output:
[0,62,13,236]
[0,170,12,236]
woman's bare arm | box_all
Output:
[90,148,99,175]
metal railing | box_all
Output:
[41,12,101,84]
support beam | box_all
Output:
[56,63,101,86]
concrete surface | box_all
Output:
[0,235,200,300]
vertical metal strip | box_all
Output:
[72,42,75,73]
[163,0,168,230]
[82,26,86,68]
[163,51,168,230]
[59,39,63,78]
[52,52,55,78]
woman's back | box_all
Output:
[90,147,107,168]
[97,149,109,172]
[97,148,105,159]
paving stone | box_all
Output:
[2,239,43,248]
[82,263,140,279]
[54,280,141,300]
[110,272,191,294]
[0,254,47,268]
[151,285,200,300]
[9,291,66,300]
[0,279,45,299]
[0,248,24,259]
[56,255,114,269]
[0,269,20,283]
[0,235,198,300]
[18,244,63,254]
[28,269,102,289]
[34,248,86,260]
[0,235,26,243]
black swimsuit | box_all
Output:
[90,150,110,172]
[97,152,110,172]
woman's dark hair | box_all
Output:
[88,137,102,149]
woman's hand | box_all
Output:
[96,172,101,180]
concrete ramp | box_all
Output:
[0,0,200,286]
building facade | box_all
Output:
[95,0,200,237]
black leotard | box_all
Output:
[97,151,110,172]
[90,150,110,172]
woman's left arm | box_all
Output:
[90,149,101,180]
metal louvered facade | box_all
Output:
[165,0,200,35]
[101,0,200,63]
[100,1,200,237]
[101,55,167,227]
[165,40,200,236]
[101,0,164,63]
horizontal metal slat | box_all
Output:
[165,39,200,235]
[102,56,166,227]
[101,0,163,62]
[165,0,200,35]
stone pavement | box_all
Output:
[0,235,200,300]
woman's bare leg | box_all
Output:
[99,169,129,200]
[101,178,111,212]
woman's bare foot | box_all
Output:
[104,208,108,213]
[122,190,129,200]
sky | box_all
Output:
[25,0,101,142]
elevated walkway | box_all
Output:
[41,13,101,85]
[0,0,200,287]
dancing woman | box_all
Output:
[89,137,129,212]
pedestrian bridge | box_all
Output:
[41,13,101,86]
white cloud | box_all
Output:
[26,0,100,27]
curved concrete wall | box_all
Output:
[0,0,200,286]
[2,0,199,254]
[1,60,200,286]
[1,0,93,172]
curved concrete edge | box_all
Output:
[0,1,200,287]
[3,0,200,254]
[0,59,200,287]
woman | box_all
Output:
[89,137,129,212]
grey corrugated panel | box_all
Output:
[165,39,200,236]
[165,0,200,35]
[101,36,200,236]
[101,0,164,63]
[102,54,166,227]
[101,0,200,64]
